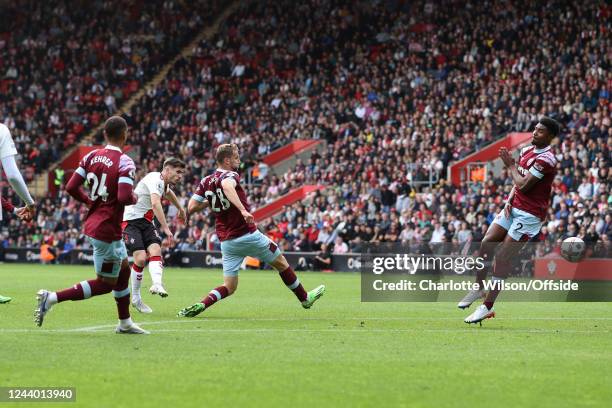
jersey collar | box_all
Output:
[105,144,123,153]
[533,145,551,154]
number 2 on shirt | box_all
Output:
[205,188,230,212]
[87,172,109,202]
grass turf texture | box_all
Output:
[1,264,611,408]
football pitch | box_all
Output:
[1,264,611,407]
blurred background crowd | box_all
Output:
[1,0,610,264]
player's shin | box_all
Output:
[279,266,308,302]
[483,261,511,310]
[201,285,230,309]
[130,263,145,300]
[476,241,496,289]
[148,255,164,286]
[114,263,133,326]
[55,279,114,304]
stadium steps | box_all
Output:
[29,0,242,198]
[253,185,326,222]
[448,132,532,186]
[261,139,327,178]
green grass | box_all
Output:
[1,264,611,408]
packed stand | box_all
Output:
[126,0,611,254]
[1,0,610,263]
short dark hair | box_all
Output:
[539,116,560,137]
[104,116,127,141]
[216,143,238,164]
[163,157,186,169]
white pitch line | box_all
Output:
[3,315,612,334]
[70,315,612,330]
[0,327,608,334]
[136,328,611,334]
[46,316,612,333]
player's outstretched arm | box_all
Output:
[221,178,254,223]
[151,193,174,243]
[66,171,92,206]
[1,155,35,208]
[187,196,209,218]
[1,198,33,221]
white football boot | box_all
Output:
[457,289,486,309]
[34,289,53,327]
[131,298,153,313]
[464,304,495,326]
[149,284,168,298]
[115,322,150,334]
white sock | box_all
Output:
[131,265,144,299]
[46,292,58,308]
[149,258,163,286]
[119,317,133,328]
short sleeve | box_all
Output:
[220,171,239,186]
[530,155,556,179]
[192,179,206,202]
[143,173,164,195]
[75,150,96,178]
[118,155,136,185]
[0,124,18,159]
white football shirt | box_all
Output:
[123,172,166,222]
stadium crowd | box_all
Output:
[1,0,610,264]
[0,0,221,181]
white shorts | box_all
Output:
[493,207,542,241]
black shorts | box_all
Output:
[122,218,162,254]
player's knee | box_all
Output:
[482,232,500,244]
[226,284,237,295]
[495,246,514,263]
[134,252,147,267]
[147,244,162,257]
[478,241,494,257]
[271,255,289,272]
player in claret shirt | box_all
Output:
[178,143,325,317]
[34,116,149,334]
[460,117,560,325]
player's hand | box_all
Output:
[178,207,187,224]
[504,203,512,219]
[15,207,33,222]
[163,227,175,245]
[499,147,515,167]
[241,210,254,224]
[23,203,36,221]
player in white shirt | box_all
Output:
[122,158,186,313]
[1,123,37,304]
